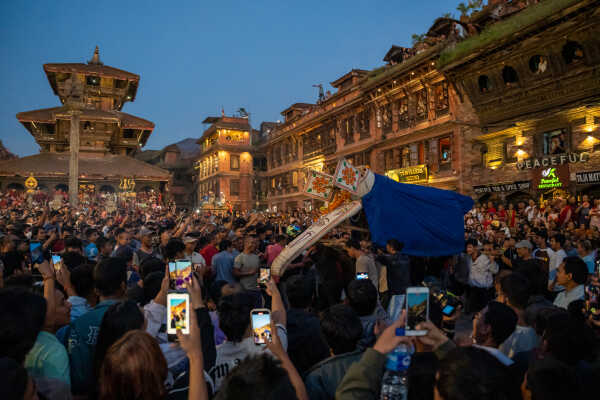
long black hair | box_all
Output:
[92,300,145,397]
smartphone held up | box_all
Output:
[257,267,270,288]
[169,260,192,291]
[356,272,369,280]
[167,292,190,341]
[405,287,429,336]
[51,254,62,271]
[251,308,271,345]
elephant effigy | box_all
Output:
[271,160,473,277]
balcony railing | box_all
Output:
[303,143,336,160]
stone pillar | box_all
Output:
[69,111,81,207]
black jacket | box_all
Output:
[286,308,330,376]
[305,350,364,400]
[376,253,411,295]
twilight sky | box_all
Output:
[0,0,460,156]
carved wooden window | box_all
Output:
[86,76,100,86]
[478,75,492,93]
[529,55,548,75]
[402,147,410,168]
[541,128,568,156]
[439,136,452,171]
[502,66,518,88]
[409,144,418,166]
[396,97,409,130]
[381,103,393,133]
[343,117,354,144]
[358,110,370,138]
[39,123,55,135]
[123,129,136,139]
[562,41,584,65]
[429,139,438,169]
[415,89,428,121]
[290,137,298,160]
[274,144,281,166]
[230,179,240,196]
[284,141,291,163]
[230,155,240,170]
[384,149,394,171]
[433,82,449,117]
[324,125,336,151]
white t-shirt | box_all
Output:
[356,254,379,290]
[209,325,288,392]
[184,251,206,268]
[548,249,566,291]
[468,253,498,288]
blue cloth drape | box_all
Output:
[362,173,474,256]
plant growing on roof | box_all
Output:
[411,33,426,46]
[457,0,483,17]
[457,2,469,16]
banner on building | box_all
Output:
[516,152,589,170]
[576,170,600,185]
[473,181,531,194]
[385,165,428,184]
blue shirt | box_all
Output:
[66,299,118,394]
[84,243,98,261]
[25,331,70,385]
[68,296,92,322]
[553,285,585,309]
[582,254,595,274]
[212,251,235,283]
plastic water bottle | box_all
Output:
[380,343,412,400]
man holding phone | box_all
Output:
[346,239,379,291]
[233,238,260,291]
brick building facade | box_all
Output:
[193,0,600,212]
[440,0,600,203]
[195,116,254,211]
[259,46,477,212]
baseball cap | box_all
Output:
[183,236,198,244]
[515,240,533,250]
[139,227,154,237]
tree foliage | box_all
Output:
[411,33,426,45]
[457,0,484,16]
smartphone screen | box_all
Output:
[169,260,192,291]
[251,309,271,345]
[356,272,369,280]
[258,267,270,287]
[442,305,455,316]
[30,242,44,264]
[168,262,178,290]
[406,288,429,336]
[51,254,62,271]
[167,293,190,336]
[176,260,192,289]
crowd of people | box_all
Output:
[0,187,599,400]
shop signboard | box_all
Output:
[385,165,428,184]
[473,181,530,194]
[516,152,589,170]
[532,164,570,191]
[575,170,600,185]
